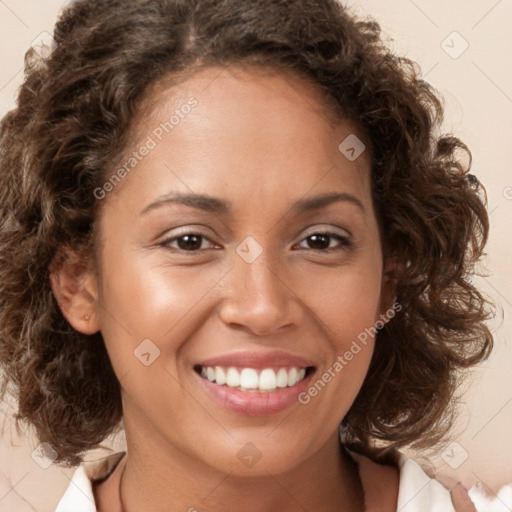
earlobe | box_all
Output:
[49,248,100,335]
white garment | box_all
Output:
[395,454,512,511]
[55,450,512,512]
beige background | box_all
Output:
[0,0,511,510]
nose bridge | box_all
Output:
[218,240,298,335]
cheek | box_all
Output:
[298,248,383,398]
[96,242,229,364]
[297,275,380,423]
[304,255,383,341]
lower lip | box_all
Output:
[196,370,314,416]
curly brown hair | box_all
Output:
[0,0,493,467]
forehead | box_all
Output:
[103,65,373,219]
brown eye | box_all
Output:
[175,234,204,251]
[160,233,216,252]
[297,232,351,251]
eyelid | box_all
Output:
[158,225,215,240]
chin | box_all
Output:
[190,436,317,478]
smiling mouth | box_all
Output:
[194,365,315,393]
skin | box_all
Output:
[50,65,473,511]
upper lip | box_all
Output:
[196,350,316,369]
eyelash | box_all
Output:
[159,230,352,253]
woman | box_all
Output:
[0,0,508,510]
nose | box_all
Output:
[218,248,303,337]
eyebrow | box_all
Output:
[139,191,365,216]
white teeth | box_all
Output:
[259,368,277,390]
[226,367,240,387]
[206,367,215,382]
[200,365,308,392]
[276,368,288,388]
[215,366,226,385]
[287,367,298,386]
[240,368,259,389]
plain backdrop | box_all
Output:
[0,1,511,510]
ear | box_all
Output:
[49,247,100,335]
[378,254,402,322]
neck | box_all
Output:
[119,427,364,512]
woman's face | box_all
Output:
[85,66,393,475]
